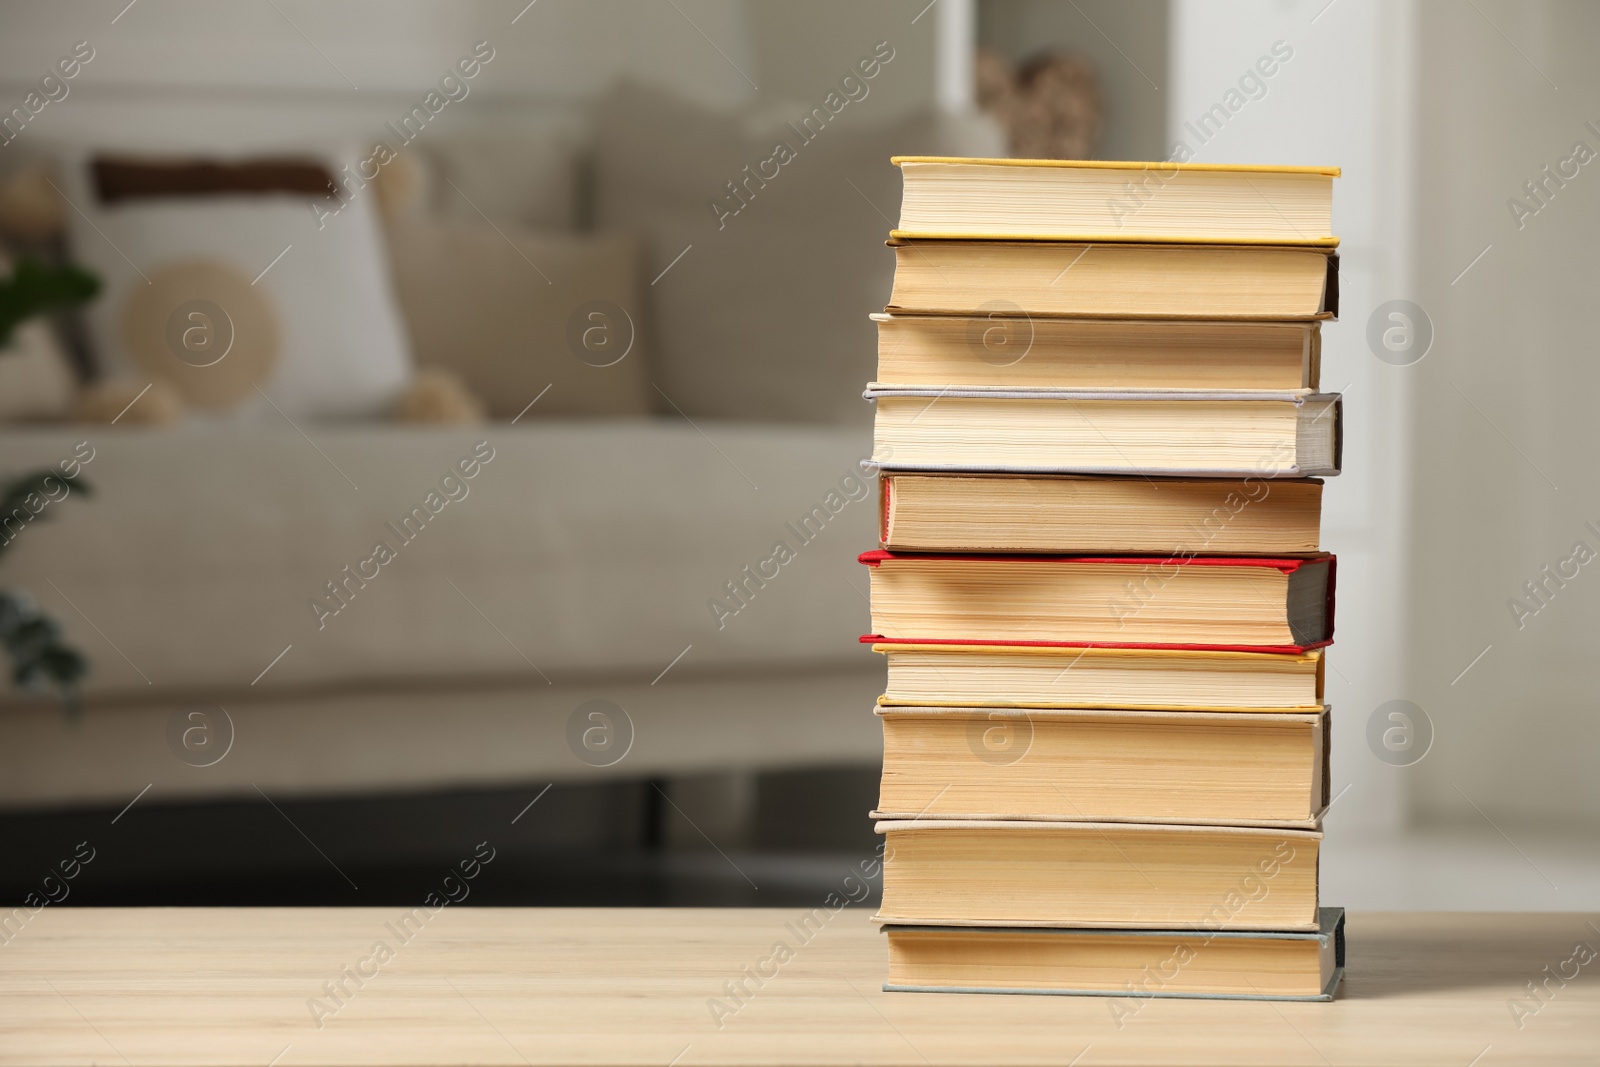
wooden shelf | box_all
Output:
[1,907,1592,1064]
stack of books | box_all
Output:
[862,158,1346,1002]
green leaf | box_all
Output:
[0,258,101,348]
[0,470,90,564]
[0,468,94,713]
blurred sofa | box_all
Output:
[0,86,1002,808]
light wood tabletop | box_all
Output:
[1,907,1595,1065]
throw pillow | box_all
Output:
[593,82,1004,425]
[423,124,586,230]
[384,218,652,418]
[58,149,413,420]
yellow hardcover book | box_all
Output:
[868,390,1342,476]
[883,909,1346,1000]
[872,314,1321,393]
[879,473,1323,554]
[876,819,1322,930]
[872,643,1325,711]
[886,241,1338,320]
[891,157,1339,245]
[874,705,1330,828]
[863,552,1335,648]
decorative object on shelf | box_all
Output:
[975,47,1101,160]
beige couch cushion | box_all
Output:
[422,128,585,230]
[386,220,652,418]
[0,421,875,699]
[594,84,1004,426]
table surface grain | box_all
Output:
[1,907,1597,1066]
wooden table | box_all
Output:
[1,908,1595,1065]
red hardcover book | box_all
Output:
[859,551,1335,653]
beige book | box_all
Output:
[868,391,1341,476]
[872,313,1319,391]
[884,908,1345,1000]
[891,157,1338,245]
[875,643,1325,711]
[887,240,1337,319]
[864,553,1335,649]
[876,820,1322,930]
[875,706,1329,827]
[880,473,1322,554]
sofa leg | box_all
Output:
[641,777,668,850]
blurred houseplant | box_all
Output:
[0,256,99,710]
[0,258,98,347]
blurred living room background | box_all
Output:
[1,0,1596,912]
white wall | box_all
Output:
[0,0,947,154]
[1170,0,1418,835]
[0,0,762,155]
[1410,0,1600,831]
[0,0,757,101]
[744,0,936,120]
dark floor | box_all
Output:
[0,767,884,908]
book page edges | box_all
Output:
[870,645,1325,661]
[874,705,1328,721]
[869,810,1327,830]
[890,156,1341,176]
[889,230,1340,247]
[875,818,1323,837]
[876,698,1325,712]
